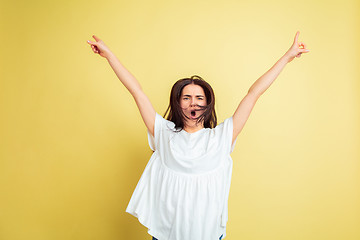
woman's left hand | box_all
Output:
[285,31,310,63]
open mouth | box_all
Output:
[191,111,196,117]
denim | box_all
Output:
[152,234,223,240]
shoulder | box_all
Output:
[155,113,176,131]
[212,116,233,131]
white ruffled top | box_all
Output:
[126,113,237,240]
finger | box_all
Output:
[87,40,99,47]
[298,42,307,50]
[91,45,98,53]
[300,49,310,53]
[92,35,101,42]
[294,31,300,44]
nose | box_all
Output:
[190,97,196,106]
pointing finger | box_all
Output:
[294,31,300,44]
[92,35,101,42]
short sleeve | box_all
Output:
[216,116,237,154]
[229,117,238,153]
[147,113,174,151]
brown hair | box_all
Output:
[163,75,217,130]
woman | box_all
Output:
[87,31,309,240]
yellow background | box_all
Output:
[1,0,359,239]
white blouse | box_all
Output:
[126,113,237,240]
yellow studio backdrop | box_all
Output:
[0,0,359,239]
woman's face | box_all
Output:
[180,84,207,122]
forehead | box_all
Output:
[181,84,205,96]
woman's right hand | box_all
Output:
[284,31,310,63]
[87,35,111,58]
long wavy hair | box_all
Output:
[163,75,217,130]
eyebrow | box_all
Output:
[183,94,205,97]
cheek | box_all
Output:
[200,100,207,107]
[180,100,189,109]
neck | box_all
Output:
[183,120,204,133]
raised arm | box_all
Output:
[87,35,156,136]
[231,31,310,144]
